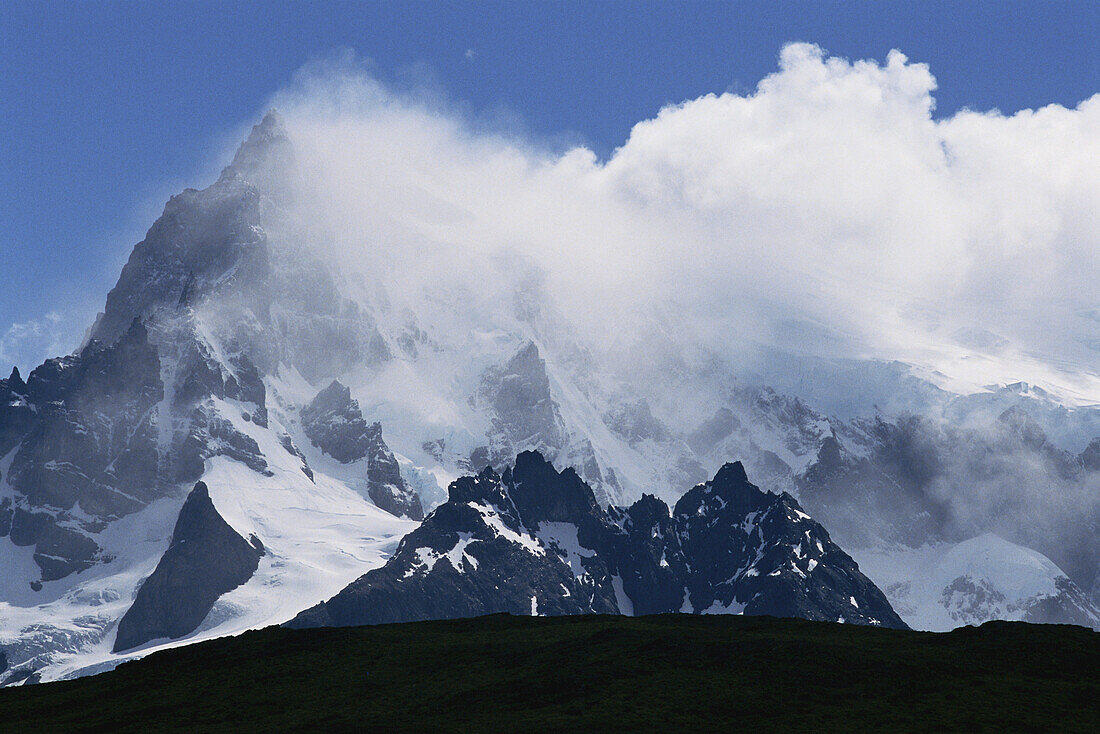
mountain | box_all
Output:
[0,114,421,682]
[3,109,1100,683]
[289,451,905,629]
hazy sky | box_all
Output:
[2,1,1098,373]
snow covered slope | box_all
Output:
[854,534,1100,631]
[1,433,416,683]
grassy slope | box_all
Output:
[2,614,1098,733]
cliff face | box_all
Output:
[113,482,262,653]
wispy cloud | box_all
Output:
[0,311,68,374]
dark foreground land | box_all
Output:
[2,614,1098,732]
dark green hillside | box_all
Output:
[2,614,1097,732]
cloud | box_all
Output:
[266,43,1100,403]
[0,311,68,374]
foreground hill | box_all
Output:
[2,614,1097,732]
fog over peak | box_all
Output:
[252,43,1099,406]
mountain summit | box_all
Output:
[289,451,906,629]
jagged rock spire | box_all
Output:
[6,366,25,392]
[218,109,294,185]
[289,451,908,631]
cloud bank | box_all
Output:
[269,44,1100,402]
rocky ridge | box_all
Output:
[290,451,905,629]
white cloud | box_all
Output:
[0,311,67,375]
[267,44,1100,402]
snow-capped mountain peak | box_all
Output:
[289,451,906,630]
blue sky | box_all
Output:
[1,1,1098,373]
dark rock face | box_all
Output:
[163,330,272,485]
[113,482,261,653]
[301,381,371,463]
[279,433,314,481]
[288,451,905,630]
[671,463,900,623]
[92,179,270,349]
[364,424,422,520]
[0,320,163,580]
[90,113,389,383]
[289,459,620,629]
[171,343,267,430]
[0,367,35,458]
[11,320,162,516]
[302,381,423,520]
[0,109,401,590]
[178,411,271,483]
[506,450,601,526]
[1079,438,1100,473]
[474,341,568,467]
[466,341,620,503]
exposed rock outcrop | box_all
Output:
[302,381,423,520]
[289,451,905,630]
[113,482,261,652]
